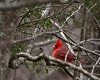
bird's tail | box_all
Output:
[79,60,87,63]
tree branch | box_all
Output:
[54,35,100,57]
[8,52,100,80]
[13,30,60,44]
[88,57,100,80]
[0,0,60,10]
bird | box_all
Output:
[52,39,85,63]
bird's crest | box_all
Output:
[55,39,63,47]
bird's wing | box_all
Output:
[56,47,76,60]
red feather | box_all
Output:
[52,39,85,63]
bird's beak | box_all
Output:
[53,46,55,50]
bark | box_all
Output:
[0,8,19,80]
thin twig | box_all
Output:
[54,35,100,57]
[18,0,76,27]
[87,1,100,13]
[13,30,60,44]
[61,3,84,29]
[17,10,31,27]
[63,29,80,38]
[88,57,100,80]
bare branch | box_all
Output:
[88,57,100,80]
[61,3,84,28]
[87,1,100,13]
[54,35,100,57]
[13,30,60,44]
[34,39,57,47]
[0,0,60,10]
[8,52,100,80]
[91,57,100,73]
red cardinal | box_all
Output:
[52,39,85,63]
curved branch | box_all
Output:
[8,52,100,80]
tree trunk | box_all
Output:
[0,8,19,80]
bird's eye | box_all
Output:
[55,45,57,48]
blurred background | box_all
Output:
[0,0,100,80]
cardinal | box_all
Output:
[52,39,85,63]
